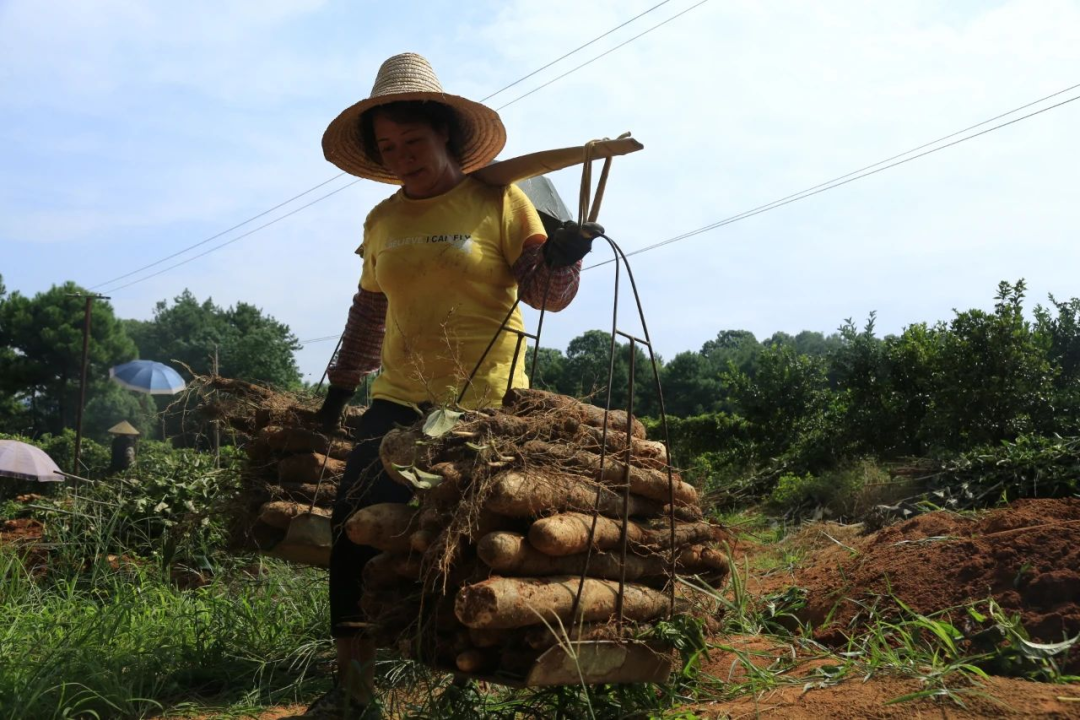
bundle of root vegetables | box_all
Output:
[351,388,730,678]
[189,375,365,564]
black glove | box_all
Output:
[542,220,605,268]
[314,385,354,429]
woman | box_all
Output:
[293,53,597,718]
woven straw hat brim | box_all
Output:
[322,91,506,184]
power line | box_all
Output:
[89,173,348,291]
[99,180,362,293]
[295,85,1080,349]
[496,0,711,111]
[586,88,1080,269]
[297,334,340,346]
[480,0,676,102]
[92,3,699,294]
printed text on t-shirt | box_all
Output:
[385,234,472,251]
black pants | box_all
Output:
[329,399,421,638]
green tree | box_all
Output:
[83,382,158,439]
[794,330,842,358]
[724,345,840,471]
[0,282,136,435]
[556,331,659,415]
[125,290,302,388]
[0,275,26,432]
[562,330,614,400]
[524,346,567,393]
[701,330,762,379]
[926,280,1057,448]
[1035,294,1080,433]
[659,351,722,417]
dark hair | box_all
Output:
[358,100,464,166]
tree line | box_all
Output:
[0,278,302,440]
[4,275,1078,494]
[528,280,1080,503]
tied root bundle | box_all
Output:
[190,376,365,565]
[351,388,730,677]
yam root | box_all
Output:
[573,423,668,464]
[455,575,671,629]
[379,428,423,483]
[478,532,725,581]
[455,648,497,674]
[484,470,661,519]
[257,501,330,531]
[477,531,661,580]
[266,482,338,504]
[524,621,633,650]
[528,512,722,556]
[504,388,646,439]
[410,529,436,553]
[344,503,418,553]
[522,440,695,505]
[277,452,346,485]
[468,627,508,648]
[259,426,353,460]
[419,506,446,532]
[675,544,729,579]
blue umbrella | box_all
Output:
[109,360,186,395]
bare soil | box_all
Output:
[688,675,1080,718]
[0,517,43,543]
[750,499,1080,673]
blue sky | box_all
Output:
[3,0,1079,383]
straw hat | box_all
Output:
[322,53,507,183]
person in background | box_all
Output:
[288,53,600,719]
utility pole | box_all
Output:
[212,343,220,466]
[70,293,109,475]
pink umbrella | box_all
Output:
[0,440,63,482]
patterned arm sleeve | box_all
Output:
[325,288,387,391]
[513,243,581,312]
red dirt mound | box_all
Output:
[788,499,1080,668]
[0,517,43,543]
[687,675,1080,719]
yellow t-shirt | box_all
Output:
[360,177,546,409]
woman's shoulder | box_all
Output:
[363,189,405,229]
[463,176,527,209]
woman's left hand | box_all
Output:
[543,221,605,267]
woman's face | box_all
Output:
[372,112,459,198]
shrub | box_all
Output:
[766,461,892,520]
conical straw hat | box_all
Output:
[107,420,141,436]
[322,53,506,183]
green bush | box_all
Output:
[34,442,243,565]
[766,461,891,519]
[930,433,1080,506]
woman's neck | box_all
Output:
[403,164,465,199]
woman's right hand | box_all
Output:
[314,385,355,429]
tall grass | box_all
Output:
[0,547,330,719]
[0,476,331,720]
